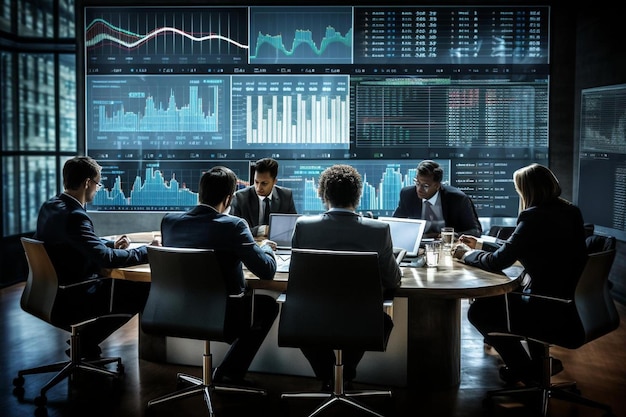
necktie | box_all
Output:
[262,197,271,225]
[424,201,437,222]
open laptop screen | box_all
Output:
[268,213,301,249]
[377,217,426,257]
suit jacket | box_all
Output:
[230,185,297,235]
[463,199,587,298]
[393,184,482,237]
[291,210,402,293]
[35,193,148,285]
[160,205,276,295]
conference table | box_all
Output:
[111,244,521,389]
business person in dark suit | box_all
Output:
[160,165,278,385]
[291,164,402,391]
[230,157,297,237]
[393,160,482,238]
[34,156,153,359]
[453,163,587,384]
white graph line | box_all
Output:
[86,26,249,50]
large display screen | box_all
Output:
[78,2,550,219]
[576,84,626,241]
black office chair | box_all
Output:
[142,246,266,416]
[12,238,127,409]
[278,248,393,417]
[484,245,619,416]
[487,225,516,240]
[586,234,616,253]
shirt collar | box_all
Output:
[424,190,440,205]
[328,207,354,213]
[62,192,85,209]
[258,191,273,203]
[199,203,220,213]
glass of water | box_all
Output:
[440,227,455,252]
[425,241,441,267]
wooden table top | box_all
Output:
[110,257,521,300]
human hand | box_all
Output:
[261,239,277,251]
[452,243,471,260]
[458,234,478,249]
[114,235,130,249]
[150,233,162,246]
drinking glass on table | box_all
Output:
[425,241,441,267]
[440,227,455,252]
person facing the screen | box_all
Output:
[452,163,587,385]
[392,159,482,238]
[229,157,297,238]
[34,155,154,359]
[160,165,278,385]
[291,164,401,392]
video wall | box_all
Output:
[78,2,550,219]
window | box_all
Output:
[0,0,77,237]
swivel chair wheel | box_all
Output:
[12,374,26,399]
[13,375,25,387]
[34,394,47,407]
[34,405,48,417]
[12,386,25,399]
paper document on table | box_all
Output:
[276,253,291,273]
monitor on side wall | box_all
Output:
[576,83,626,242]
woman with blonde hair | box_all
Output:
[453,163,587,384]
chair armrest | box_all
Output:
[503,291,572,333]
[72,313,133,331]
[229,291,248,298]
[384,298,394,320]
[508,291,572,304]
[58,276,110,290]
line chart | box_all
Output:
[85,7,248,64]
[86,19,249,51]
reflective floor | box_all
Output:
[1,282,625,417]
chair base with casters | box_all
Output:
[143,246,270,417]
[12,315,127,408]
[277,249,396,417]
[281,349,392,417]
[483,247,618,417]
[146,341,266,416]
[483,342,615,417]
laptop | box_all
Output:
[268,213,301,272]
[268,213,301,252]
[377,217,427,259]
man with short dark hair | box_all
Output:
[160,166,278,385]
[35,155,153,359]
[393,159,482,238]
[291,164,401,391]
[230,157,297,237]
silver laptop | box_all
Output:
[268,213,301,272]
[377,217,427,258]
[268,213,301,252]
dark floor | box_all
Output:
[1,282,625,417]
